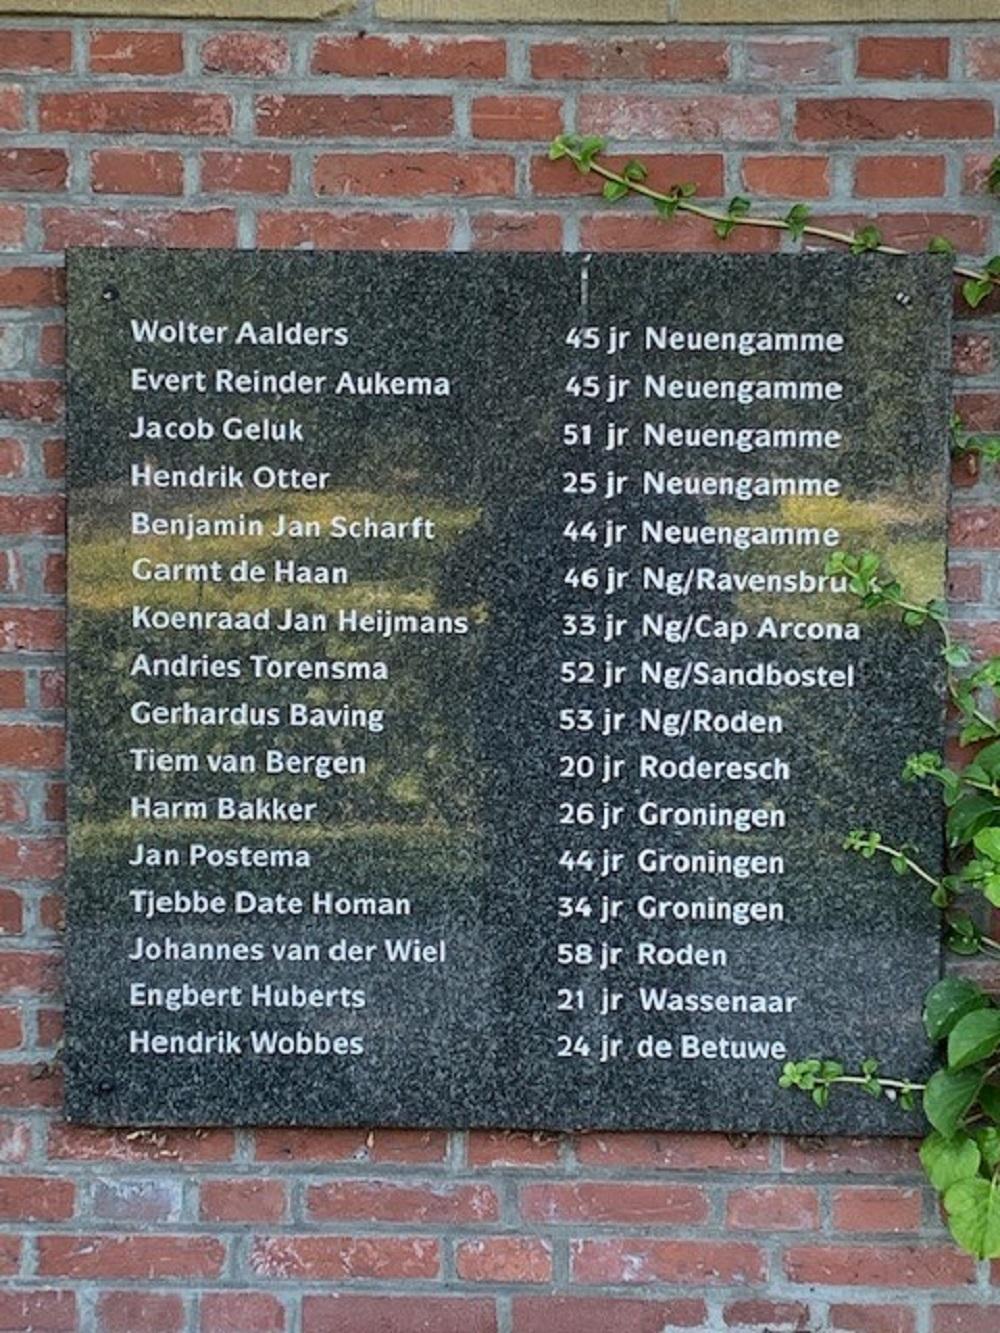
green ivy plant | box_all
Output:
[550,131,1000,1259]
[548,133,1000,309]
[775,554,1000,1259]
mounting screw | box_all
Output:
[101,285,119,302]
[895,292,913,307]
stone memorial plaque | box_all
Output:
[66,250,949,1132]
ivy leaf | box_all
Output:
[715,196,750,240]
[602,179,629,203]
[973,828,1000,861]
[946,914,983,956]
[943,1176,1000,1260]
[785,202,810,241]
[573,134,607,173]
[989,155,1000,195]
[948,1010,1000,1072]
[920,1130,981,1192]
[944,643,973,669]
[928,235,956,256]
[924,1066,983,1136]
[548,136,569,161]
[975,1126,1000,1172]
[923,977,990,1043]
[622,158,648,183]
[948,796,1000,849]
[851,224,883,255]
[654,194,679,219]
[963,277,993,309]
[980,1085,1000,1123]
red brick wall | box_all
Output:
[0,15,998,1332]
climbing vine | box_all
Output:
[549,133,1000,1259]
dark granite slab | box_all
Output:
[66,250,950,1132]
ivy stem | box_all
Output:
[860,842,1000,953]
[828,1074,927,1092]
[579,157,998,289]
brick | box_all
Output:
[830,1304,915,1333]
[49,1124,235,1163]
[249,1234,438,1280]
[796,98,993,141]
[39,324,64,368]
[572,1238,765,1285]
[521,1181,707,1224]
[0,439,23,475]
[0,30,71,71]
[531,38,728,81]
[307,1179,498,1223]
[576,1131,770,1171]
[43,775,64,818]
[0,948,59,988]
[0,206,25,249]
[256,94,451,139]
[854,154,945,197]
[200,1178,286,1223]
[202,32,288,76]
[92,1178,180,1222]
[724,1300,811,1330]
[0,724,63,767]
[0,780,26,823]
[832,1186,923,1232]
[0,1293,76,1333]
[781,1136,920,1174]
[0,268,63,308]
[933,1308,1000,1332]
[581,212,779,253]
[0,887,24,934]
[857,37,950,80]
[257,211,451,251]
[202,151,290,195]
[512,1297,707,1332]
[0,670,25,708]
[966,38,1000,79]
[38,1234,226,1280]
[727,1186,819,1230]
[0,610,62,655]
[954,333,993,376]
[877,212,989,253]
[746,37,840,84]
[0,1235,18,1273]
[0,1061,61,1108]
[956,392,1000,431]
[302,1296,496,1333]
[784,1244,975,1287]
[948,564,983,602]
[471,212,563,251]
[0,149,67,193]
[580,93,780,142]
[0,494,63,535]
[951,507,1000,548]
[89,31,184,75]
[0,1175,72,1220]
[254,1126,447,1163]
[91,149,183,197]
[532,152,724,199]
[96,1292,185,1333]
[201,1292,285,1333]
[457,1237,552,1283]
[39,666,66,705]
[316,151,514,198]
[0,1005,22,1048]
[43,207,236,250]
[962,151,994,196]
[40,92,231,136]
[0,88,22,131]
[472,96,562,140]
[0,1118,30,1160]
[313,35,506,79]
[742,154,829,198]
[467,1129,560,1166]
